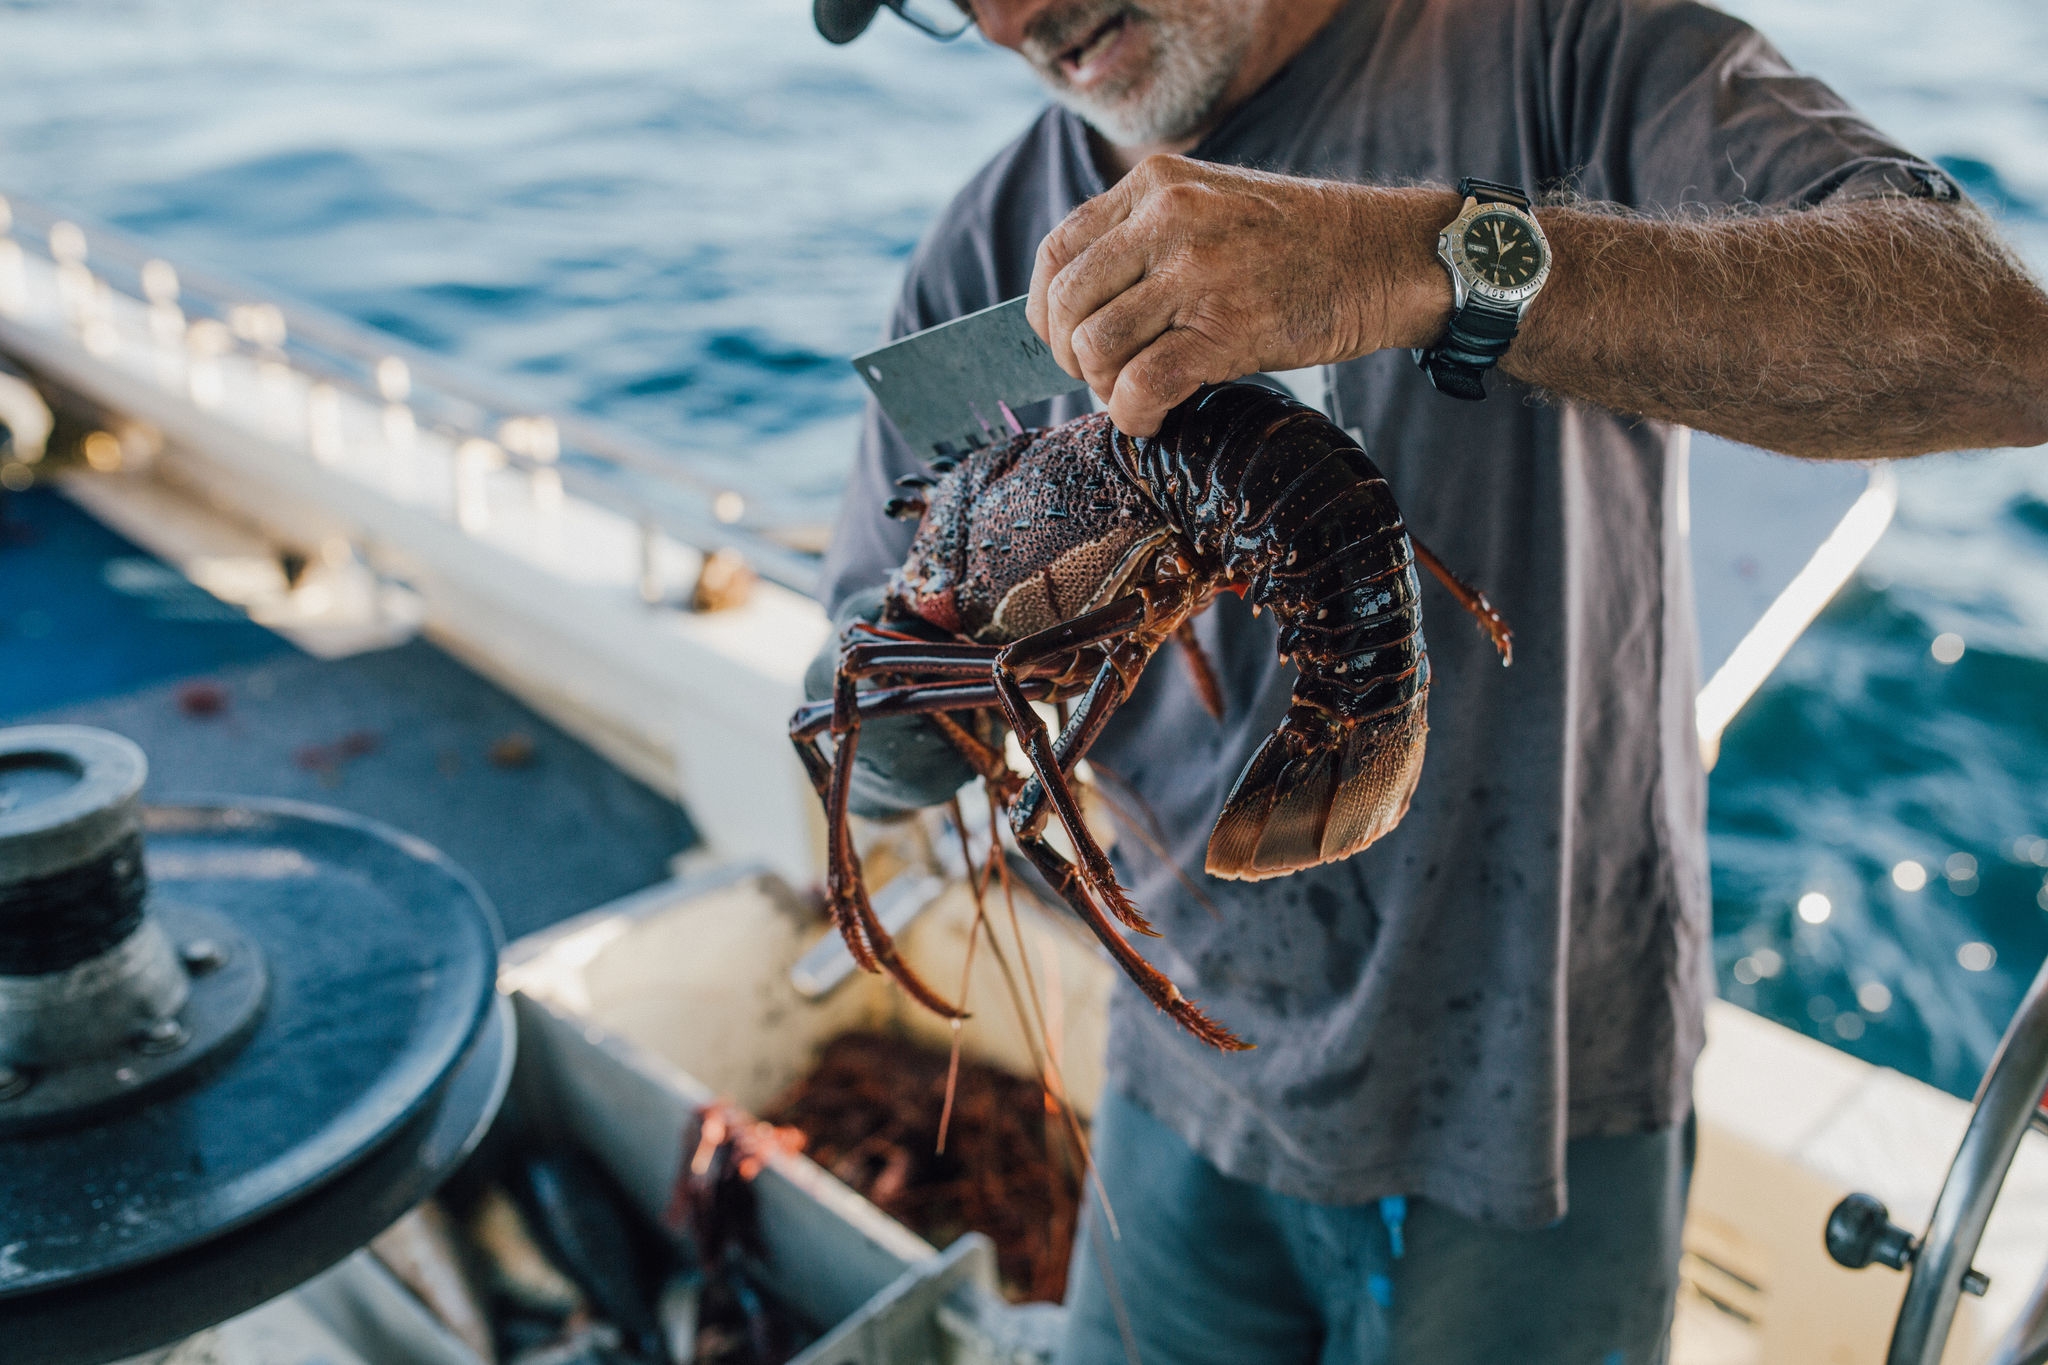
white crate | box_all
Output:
[502,863,1105,1364]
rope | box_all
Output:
[0,830,148,975]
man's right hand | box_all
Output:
[805,587,982,819]
[1027,154,1456,438]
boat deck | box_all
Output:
[1,485,695,940]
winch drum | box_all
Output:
[0,724,509,1365]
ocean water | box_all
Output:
[0,0,1049,510]
[1696,0,2048,1096]
[2,0,2045,1097]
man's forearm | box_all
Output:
[1510,197,2048,458]
[1026,156,2048,451]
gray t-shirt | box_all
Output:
[819,0,1952,1228]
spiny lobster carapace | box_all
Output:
[791,381,1511,1051]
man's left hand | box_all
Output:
[1027,155,1457,436]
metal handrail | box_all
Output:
[1825,950,2048,1364]
[1990,1259,2048,1365]
[1891,950,2048,1364]
[0,191,827,597]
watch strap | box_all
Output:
[1419,178,1536,401]
[1417,296,1521,401]
[1458,177,1530,209]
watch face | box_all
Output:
[1461,211,1545,291]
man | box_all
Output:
[809,1,2048,1360]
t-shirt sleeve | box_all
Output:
[1545,0,1959,212]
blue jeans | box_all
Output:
[1056,1091,1693,1365]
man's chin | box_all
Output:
[1032,21,1242,151]
[1047,83,1216,149]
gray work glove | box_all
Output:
[805,587,982,820]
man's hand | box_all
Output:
[806,588,979,820]
[1027,155,1457,436]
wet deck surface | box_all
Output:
[1,487,695,939]
[0,485,293,714]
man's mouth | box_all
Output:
[1057,12,1131,84]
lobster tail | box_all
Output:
[1149,382,1473,882]
[1204,689,1429,881]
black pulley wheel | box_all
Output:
[0,799,507,1364]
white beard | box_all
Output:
[1024,2,1262,149]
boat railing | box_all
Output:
[0,190,823,598]
[1826,947,2048,1365]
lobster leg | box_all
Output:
[809,605,1139,803]
[788,676,1055,748]
[788,676,877,970]
[820,669,969,1021]
[989,597,1159,936]
[1006,591,1149,656]
[1005,653,1157,926]
[792,674,1058,809]
[992,654,1157,938]
[1174,620,1226,719]
[831,643,1038,791]
[994,640,1249,1049]
[1005,652,1250,1050]
[1011,814,1249,1053]
[836,604,1145,684]
[843,618,954,645]
[1409,535,1514,665]
[790,672,1064,1020]
[841,642,1002,675]
[1049,651,1134,773]
[928,713,1018,799]
[789,723,837,799]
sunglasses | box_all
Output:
[885,0,974,40]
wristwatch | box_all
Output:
[1415,178,1552,401]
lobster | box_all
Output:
[791,381,1511,1051]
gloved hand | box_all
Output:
[805,587,982,820]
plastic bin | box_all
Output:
[500,861,1105,1365]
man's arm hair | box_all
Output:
[1024,157,2048,450]
[1511,195,2048,459]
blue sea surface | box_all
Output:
[1702,0,2048,1096]
[0,0,1050,512]
[2,0,2045,1097]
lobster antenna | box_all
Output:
[943,786,1119,1246]
[942,798,1049,1096]
[977,804,1138,1364]
[935,795,993,1155]
[1087,764,1223,923]
[1091,1215,1145,1365]
[984,786,1123,1244]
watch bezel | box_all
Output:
[1438,201,1552,307]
